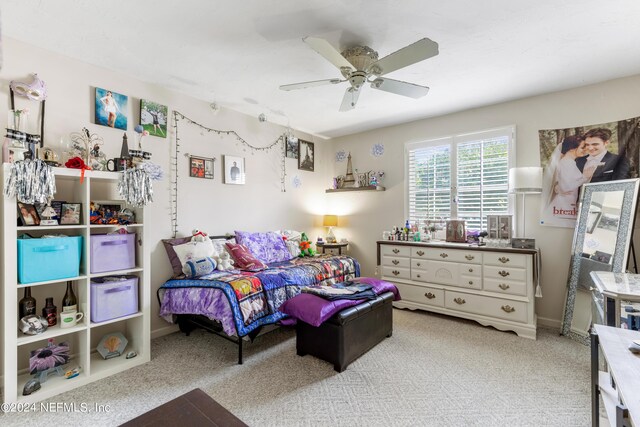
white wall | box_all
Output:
[327,74,640,327]
[0,37,328,336]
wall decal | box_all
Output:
[335,150,347,162]
[371,143,384,157]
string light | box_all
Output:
[170,111,288,238]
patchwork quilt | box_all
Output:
[159,255,360,337]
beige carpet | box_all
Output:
[1,309,590,426]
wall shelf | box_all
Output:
[326,185,385,193]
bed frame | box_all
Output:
[175,314,270,364]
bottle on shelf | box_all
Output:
[43,297,57,327]
[62,281,78,312]
[18,287,36,319]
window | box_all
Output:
[406,127,514,230]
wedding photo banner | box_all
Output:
[539,116,640,228]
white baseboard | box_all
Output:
[537,316,561,329]
[151,324,179,340]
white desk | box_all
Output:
[592,325,640,427]
[591,272,640,328]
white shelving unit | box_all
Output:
[1,165,150,403]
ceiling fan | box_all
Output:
[280,36,439,111]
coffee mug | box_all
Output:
[107,158,127,172]
[60,310,84,328]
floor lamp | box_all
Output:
[508,167,542,238]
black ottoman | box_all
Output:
[296,291,394,372]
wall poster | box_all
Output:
[539,116,640,227]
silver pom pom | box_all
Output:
[118,168,153,207]
[3,159,56,203]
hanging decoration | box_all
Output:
[3,159,56,204]
[171,110,287,237]
[371,143,384,157]
[118,168,153,207]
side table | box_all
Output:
[316,242,349,255]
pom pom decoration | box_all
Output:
[3,159,56,204]
[138,162,164,181]
[134,125,144,134]
[118,168,153,207]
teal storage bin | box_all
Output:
[17,236,83,284]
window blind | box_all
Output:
[407,128,512,231]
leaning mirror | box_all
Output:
[560,178,640,338]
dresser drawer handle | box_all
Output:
[425,292,436,300]
[468,280,473,285]
[498,283,510,290]
[440,253,448,258]
[416,262,421,267]
[498,270,510,277]
[416,250,425,256]
[392,270,400,276]
[453,297,466,305]
[501,305,516,313]
[465,255,474,261]
[392,249,400,254]
[468,268,473,273]
[417,274,421,278]
[392,260,399,265]
[498,257,510,264]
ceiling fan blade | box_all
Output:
[370,78,429,98]
[339,87,360,112]
[303,36,355,71]
[279,78,343,91]
[368,38,439,76]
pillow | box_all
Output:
[182,257,217,278]
[173,240,215,266]
[225,242,268,271]
[235,231,292,263]
[162,236,193,277]
[211,237,235,258]
[280,229,302,242]
[285,240,301,258]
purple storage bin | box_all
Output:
[90,276,139,323]
[90,233,136,273]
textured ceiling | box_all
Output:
[3,0,640,139]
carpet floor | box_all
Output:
[1,309,591,426]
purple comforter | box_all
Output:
[278,277,400,327]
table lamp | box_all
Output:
[323,215,338,243]
[508,167,542,238]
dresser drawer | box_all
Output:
[381,245,411,258]
[445,291,528,323]
[458,274,482,290]
[421,248,482,264]
[411,269,429,282]
[426,260,459,286]
[460,263,481,277]
[444,291,527,323]
[484,252,527,268]
[397,283,444,307]
[411,259,428,270]
[484,265,526,282]
[382,255,410,268]
[484,278,527,297]
[382,266,410,280]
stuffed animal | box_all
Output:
[299,232,316,257]
[191,229,209,242]
[214,250,235,271]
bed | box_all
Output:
[158,253,361,364]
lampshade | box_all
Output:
[508,167,542,194]
[323,215,338,227]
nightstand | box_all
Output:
[316,242,349,255]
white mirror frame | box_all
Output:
[560,178,640,338]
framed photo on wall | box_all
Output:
[298,140,314,172]
[286,138,298,159]
[140,99,168,138]
[189,156,214,179]
[223,155,245,185]
[95,87,128,130]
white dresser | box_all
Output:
[377,241,538,339]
